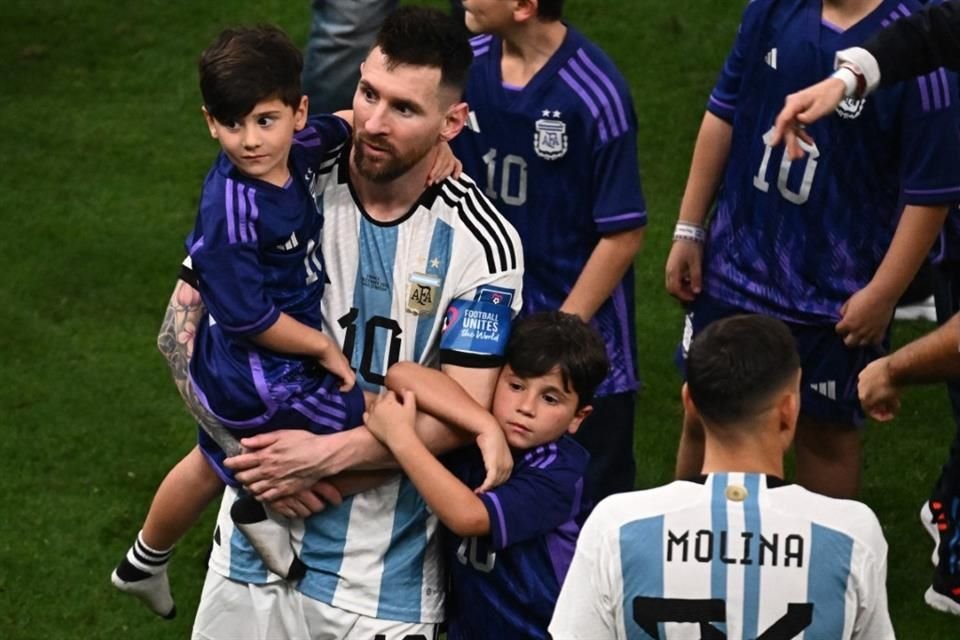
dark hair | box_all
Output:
[198,25,303,124]
[537,0,565,21]
[374,7,473,98]
[686,314,800,426]
[505,311,609,409]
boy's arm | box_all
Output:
[836,204,947,346]
[664,111,734,302]
[386,361,512,492]
[366,390,491,537]
[252,313,355,389]
[560,227,645,322]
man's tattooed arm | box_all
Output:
[157,279,241,457]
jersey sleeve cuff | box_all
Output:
[219,305,281,338]
[595,210,648,234]
[479,492,509,551]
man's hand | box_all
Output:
[665,239,704,302]
[836,285,895,347]
[858,356,902,421]
[225,430,345,500]
[268,481,344,518]
[770,77,846,160]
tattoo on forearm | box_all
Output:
[159,280,241,457]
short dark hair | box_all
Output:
[198,25,303,125]
[686,314,800,426]
[505,311,609,409]
[374,7,473,98]
[537,0,565,21]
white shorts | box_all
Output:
[192,570,440,640]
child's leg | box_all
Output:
[112,446,224,618]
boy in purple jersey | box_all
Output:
[451,0,647,506]
[109,25,362,619]
[365,311,608,640]
[665,0,960,499]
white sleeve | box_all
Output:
[549,506,622,640]
[850,516,896,639]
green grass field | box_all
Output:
[2,0,957,637]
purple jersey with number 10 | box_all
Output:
[442,436,590,640]
[704,0,960,324]
[452,28,647,397]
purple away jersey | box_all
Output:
[452,28,647,396]
[186,115,353,429]
[442,436,590,640]
[704,0,960,323]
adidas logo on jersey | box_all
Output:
[277,232,299,252]
[809,380,837,401]
[764,48,778,70]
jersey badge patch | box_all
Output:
[406,272,442,316]
[474,285,515,307]
[533,115,567,160]
[440,298,511,356]
[835,97,865,120]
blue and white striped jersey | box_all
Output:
[550,473,893,640]
[205,148,524,623]
[452,27,647,397]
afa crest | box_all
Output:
[406,272,442,316]
[533,117,568,160]
[835,96,865,120]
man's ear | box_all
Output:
[439,101,468,142]
[680,382,700,422]
[565,404,593,436]
[202,106,218,139]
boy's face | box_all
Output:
[204,96,308,187]
[462,0,517,34]
[491,364,591,450]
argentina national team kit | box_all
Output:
[681,0,960,423]
[551,473,894,639]
[204,139,524,623]
[452,27,647,399]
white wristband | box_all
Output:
[673,222,706,244]
[831,67,859,99]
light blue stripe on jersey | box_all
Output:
[228,524,270,583]
[413,218,453,360]
[741,473,763,640]
[353,221,398,392]
[806,523,854,637]
[710,473,729,638]
[377,476,428,619]
[619,515,664,640]
[298,496,355,603]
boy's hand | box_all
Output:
[269,481,344,518]
[316,334,356,391]
[474,426,512,494]
[365,390,418,445]
[836,285,894,347]
[770,77,845,160]
[665,239,704,302]
[426,142,462,186]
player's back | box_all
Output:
[551,472,894,639]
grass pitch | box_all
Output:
[0,0,955,637]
